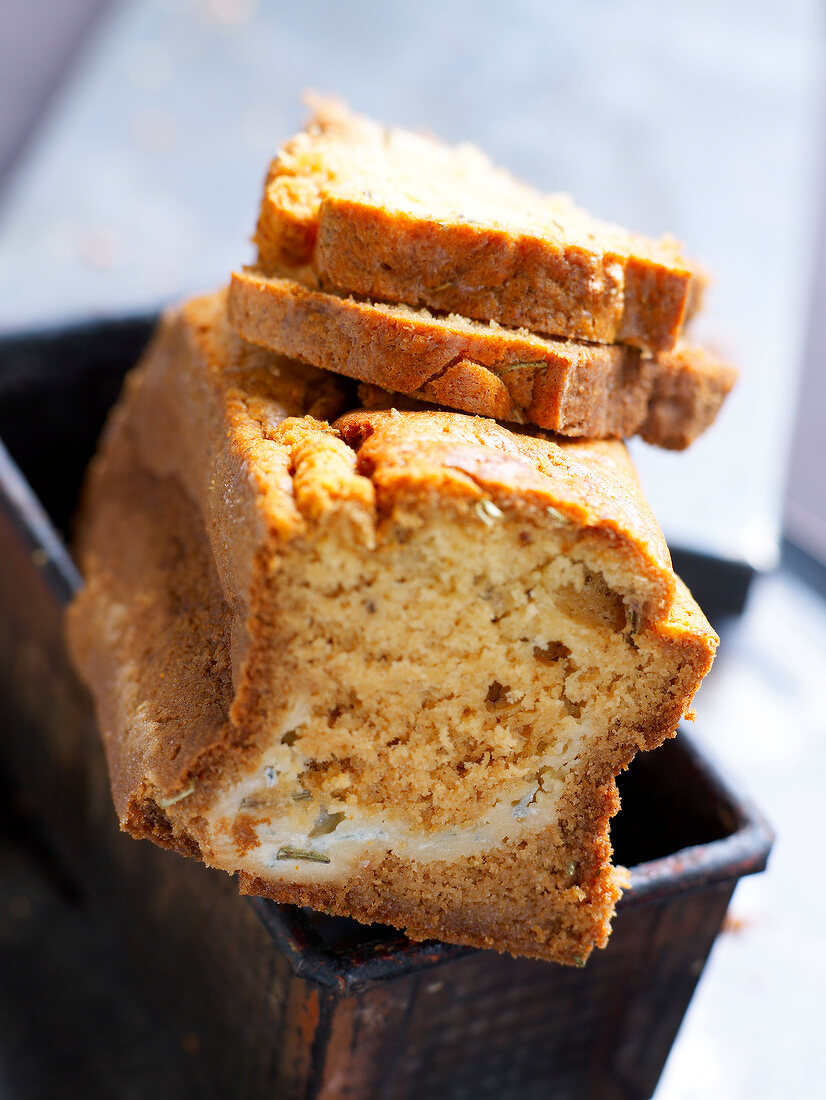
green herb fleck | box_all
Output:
[572,953,586,968]
[475,499,503,526]
[309,809,346,838]
[545,506,569,523]
[292,790,312,802]
[240,796,265,810]
[432,281,453,292]
[276,846,331,864]
[158,784,195,809]
[498,360,545,375]
[625,608,640,636]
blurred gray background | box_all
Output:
[2,3,826,1098]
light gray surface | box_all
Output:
[785,158,826,563]
[0,0,821,568]
[0,0,110,187]
[658,563,826,1099]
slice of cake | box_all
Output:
[254,99,703,353]
[66,291,717,965]
[229,268,736,447]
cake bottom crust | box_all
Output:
[237,783,624,965]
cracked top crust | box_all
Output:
[254,98,701,352]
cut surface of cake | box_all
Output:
[254,99,703,353]
[66,291,718,965]
[229,267,736,447]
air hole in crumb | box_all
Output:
[309,809,345,838]
[485,681,510,705]
[366,600,376,614]
[554,578,626,632]
[327,691,359,727]
[561,694,582,719]
[533,641,571,663]
[518,530,533,545]
[337,423,370,452]
[282,729,300,746]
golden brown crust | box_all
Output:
[66,405,235,829]
[67,290,718,965]
[254,100,699,353]
[68,294,359,816]
[310,201,693,354]
[228,268,735,448]
[332,406,679,615]
[641,344,738,449]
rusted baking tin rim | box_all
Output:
[0,436,82,601]
[252,736,773,995]
[0,422,774,1000]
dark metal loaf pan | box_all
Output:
[0,318,772,1099]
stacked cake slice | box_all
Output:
[253,98,698,350]
[228,271,735,448]
[231,97,735,446]
[67,102,728,965]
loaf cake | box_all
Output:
[66,291,718,965]
[228,267,736,447]
[254,98,703,353]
